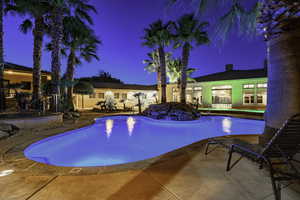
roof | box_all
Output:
[91,82,157,91]
[194,68,267,82]
[4,62,51,75]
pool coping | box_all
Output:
[2,114,262,176]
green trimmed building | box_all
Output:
[166,64,268,110]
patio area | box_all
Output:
[0,112,299,200]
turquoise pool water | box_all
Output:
[24,116,265,167]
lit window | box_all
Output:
[212,85,232,90]
[257,83,267,88]
[89,93,96,98]
[243,84,255,89]
[186,87,193,91]
[194,87,202,91]
[114,93,120,99]
[98,93,104,99]
[244,95,255,104]
[257,95,263,104]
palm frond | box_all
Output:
[19,19,33,34]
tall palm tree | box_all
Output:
[0,0,11,112]
[142,20,173,103]
[48,0,96,111]
[169,0,300,142]
[173,13,209,104]
[7,0,51,110]
[62,16,100,109]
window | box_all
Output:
[98,93,104,99]
[194,87,202,91]
[186,87,193,91]
[243,84,255,89]
[21,81,31,90]
[257,96,263,104]
[244,95,255,104]
[257,83,267,88]
[114,93,120,99]
[41,76,48,84]
[89,93,96,98]
[122,93,127,99]
[4,80,9,97]
[212,85,232,104]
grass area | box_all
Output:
[199,108,265,114]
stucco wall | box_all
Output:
[74,88,158,110]
[166,77,268,108]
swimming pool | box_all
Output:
[24,116,265,167]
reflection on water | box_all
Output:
[127,117,136,136]
[105,119,114,138]
[222,118,232,133]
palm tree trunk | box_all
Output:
[0,0,5,112]
[260,20,300,144]
[155,49,161,100]
[180,43,190,104]
[50,6,63,112]
[158,46,167,103]
[66,47,75,110]
[32,17,44,110]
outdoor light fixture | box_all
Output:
[0,169,14,177]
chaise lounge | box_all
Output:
[205,113,300,200]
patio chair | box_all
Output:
[205,113,300,200]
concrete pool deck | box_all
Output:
[0,112,299,200]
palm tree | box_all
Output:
[143,50,172,88]
[173,14,209,104]
[169,0,300,143]
[62,16,100,109]
[167,58,196,84]
[142,20,173,103]
[7,0,51,110]
[0,0,11,112]
[48,0,97,111]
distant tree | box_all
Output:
[99,70,112,79]
[79,71,124,84]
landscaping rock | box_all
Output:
[142,102,200,121]
[0,123,13,132]
[0,123,19,139]
[63,112,81,120]
[0,130,9,139]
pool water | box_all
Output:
[24,116,265,167]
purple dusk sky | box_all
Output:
[4,0,266,85]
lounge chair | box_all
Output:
[205,113,300,200]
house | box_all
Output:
[74,82,158,110]
[166,64,268,109]
[2,62,51,97]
